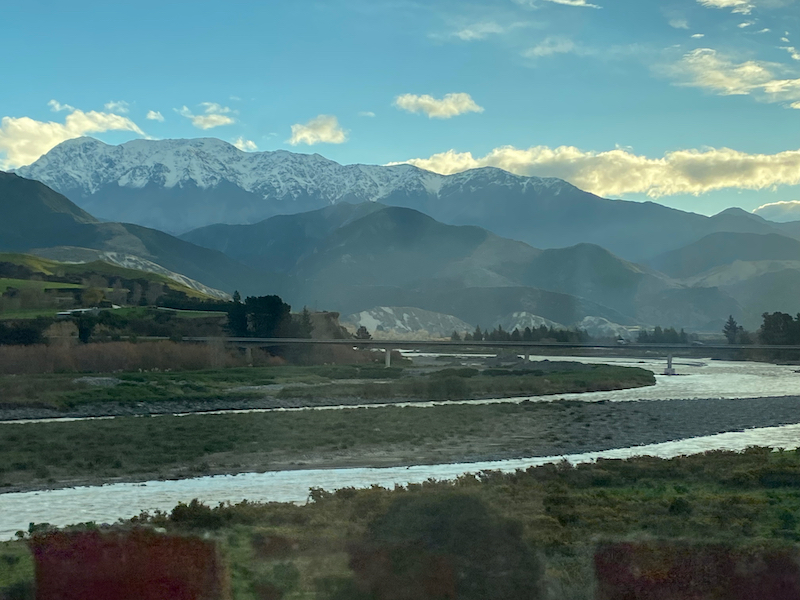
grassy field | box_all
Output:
[0,308,62,321]
[3,449,800,599]
[0,362,654,411]
[0,278,81,291]
[0,394,660,490]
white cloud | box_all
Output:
[394,93,484,118]
[738,21,754,27]
[542,0,601,8]
[104,100,129,114]
[288,115,348,145]
[389,144,800,198]
[669,18,690,29]
[0,102,144,169]
[176,103,235,129]
[47,100,74,112]
[667,48,800,106]
[782,46,800,60]
[232,136,258,151]
[697,0,754,14]
[453,21,505,40]
[753,200,800,221]
[199,102,232,115]
[358,111,376,117]
[146,110,165,122]
[524,37,578,58]
[692,33,706,38]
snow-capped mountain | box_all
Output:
[16,137,570,234]
[18,137,800,262]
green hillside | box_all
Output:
[0,173,281,297]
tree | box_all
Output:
[298,307,314,339]
[76,316,96,344]
[354,325,372,340]
[226,291,248,337]
[451,330,462,341]
[722,315,741,344]
[473,326,483,342]
[760,312,800,345]
[245,295,292,338]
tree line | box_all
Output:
[724,312,800,345]
[453,325,588,343]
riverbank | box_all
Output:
[6,445,800,600]
[0,361,654,421]
[4,395,800,494]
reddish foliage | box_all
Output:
[595,542,800,600]
[29,530,230,600]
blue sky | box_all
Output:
[3,0,800,217]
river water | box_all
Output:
[2,422,800,540]
[2,354,800,539]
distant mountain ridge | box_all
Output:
[182,202,735,330]
[18,137,800,262]
[0,171,279,297]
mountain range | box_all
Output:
[18,137,800,262]
[7,137,800,333]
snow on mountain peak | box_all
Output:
[17,137,573,202]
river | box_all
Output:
[2,353,800,539]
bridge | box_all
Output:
[184,337,800,368]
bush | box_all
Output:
[349,493,544,600]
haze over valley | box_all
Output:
[3,137,800,333]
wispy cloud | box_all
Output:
[146,110,165,122]
[452,21,505,40]
[288,115,348,145]
[692,33,706,38]
[0,101,144,169]
[524,37,579,58]
[782,46,800,60]
[176,103,235,129]
[104,100,129,114]
[394,93,484,118]
[358,111,376,117]
[666,48,800,107]
[669,18,690,29]
[47,100,74,112]
[753,200,800,221]
[513,0,601,7]
[232,136,258,151]
[697,0,754,14]
[389,144,800,198]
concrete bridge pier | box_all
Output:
[663,353,676,376]
[385,347,392,368]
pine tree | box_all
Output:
[723,315,740,344]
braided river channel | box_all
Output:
[2,352,800,539]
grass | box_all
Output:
[0,252,219,301]
[0,278,81,291]
[0,362,653,410]
[0,308,61,321]
[4,449,800,599]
